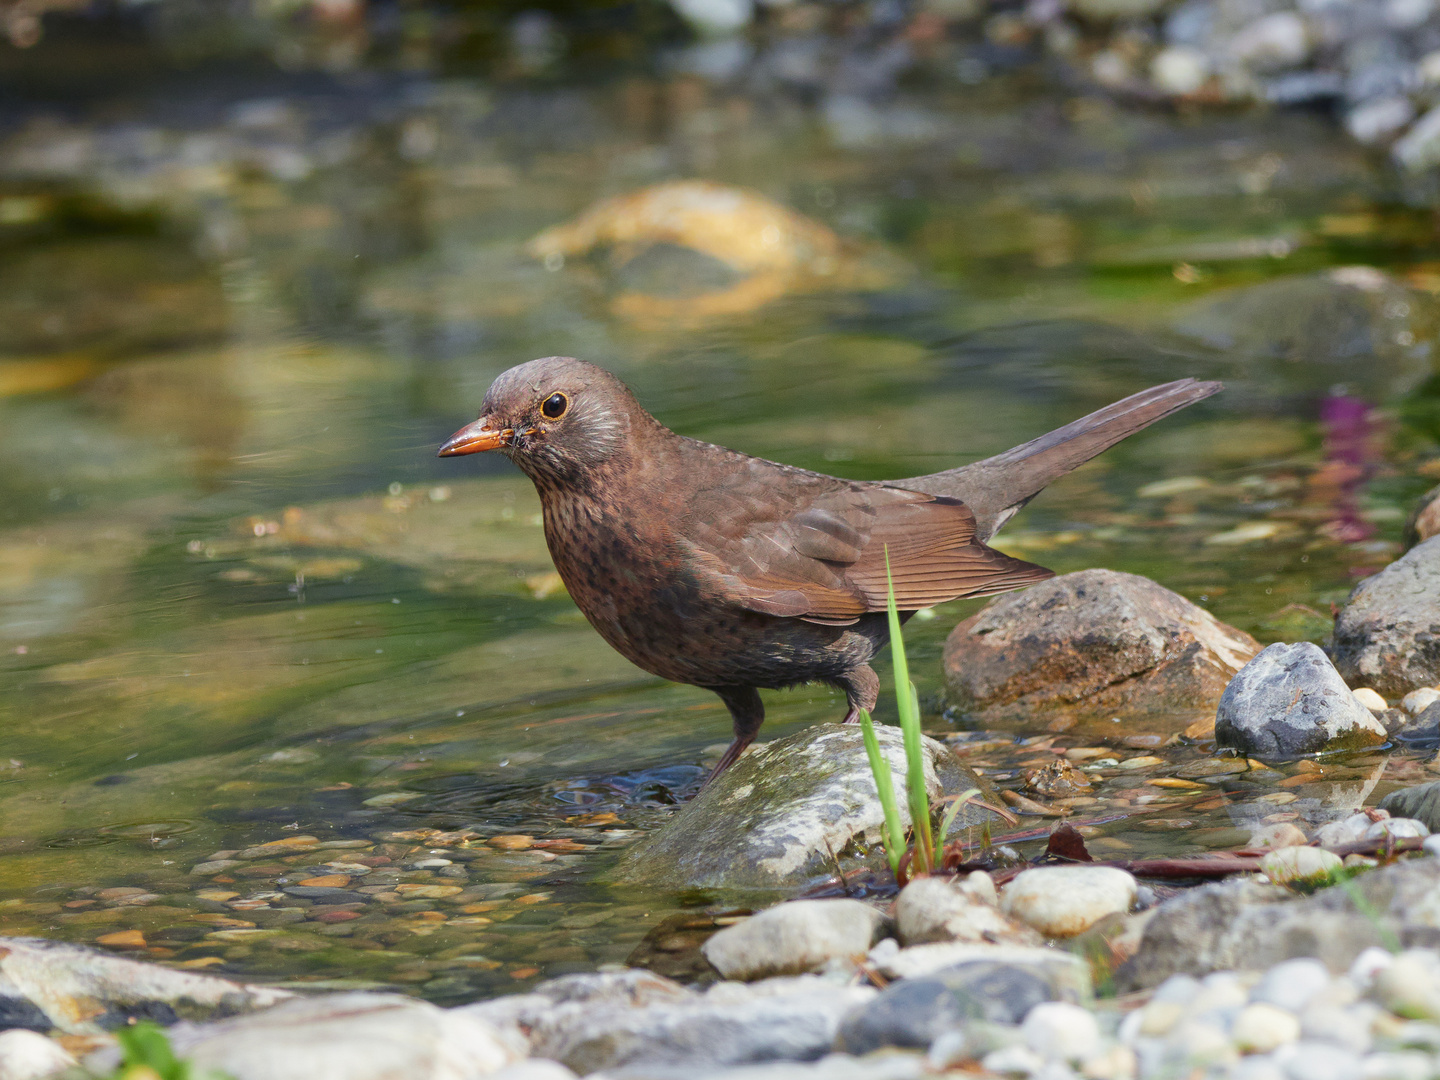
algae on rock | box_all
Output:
[612,723,1001,892]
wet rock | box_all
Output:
[85,992,524,1080]
[999,866,1137,938]
[1215,642,1387,756]
[612,724,999,891]
[943,570,1258,731]
[835,960,1065,1053]
[1116,858,1440,990]
[1025,759,1091,798]
[1334,538,1440,699]
[525,181,884,327]
[1260,846,1343,892]
[1396,701,1440,750]
[1173,272,1437,399]
[701,900,887,981]
[1381,783,1440,833]
[0,935,290,1035]
[894,875,1038,947]
[0,1029,76,1079]
[1376,707,1413,737]
[525,977,875,1075]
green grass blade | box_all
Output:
[938,787,981,845]
[884,548,934,872]
[859,708,905,875]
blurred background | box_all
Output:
[5,0,1440,999]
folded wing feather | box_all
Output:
[680,462,1052,626]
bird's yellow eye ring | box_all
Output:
[541,393,569,420]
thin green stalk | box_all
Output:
[859,708,905,874]
[885,548,934,873]
[937,787,981,845]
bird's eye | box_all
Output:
[541,393,569,420]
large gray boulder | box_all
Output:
[1116,858,1440,991]
[943,569,1258,732]
[1334,536,1440,699]
[611,724,999,892]
[1215,642,1387,756]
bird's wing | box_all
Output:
[678,456,1053,626]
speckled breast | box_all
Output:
[538,491,881,691]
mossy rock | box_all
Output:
[611,723,1001,893]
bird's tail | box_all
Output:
[904,378,1223,541]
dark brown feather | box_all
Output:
[679,461,1052,625]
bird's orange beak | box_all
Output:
[438,417,512,456]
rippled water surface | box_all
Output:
[4,68,1440,1000]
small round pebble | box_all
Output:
[1151,46,1209,96]
[1023,1001,1102,1062]
[982,1045,1044,1075]
[1365,818,1430,841]
[488,835,535,851]
[1352,688,1387,712]
[1273,1041,1362,1080]
[1314,812,1389,848]
[1253,958,1332,1013]
[1403,688,1440,716]
[1000,866,1137,937]
[1233,1002,1301,1053]
[1249,823,1309,850]
[1373,953,1440,1021]
[1259,847,1342,891]
[1349,946,1394,987]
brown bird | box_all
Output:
[440,357,1220,779]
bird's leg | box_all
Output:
[837,664,879,725]
[702,685,764,788]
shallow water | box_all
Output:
[3,69,1440,1001]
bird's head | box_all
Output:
[438,356,643,484]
